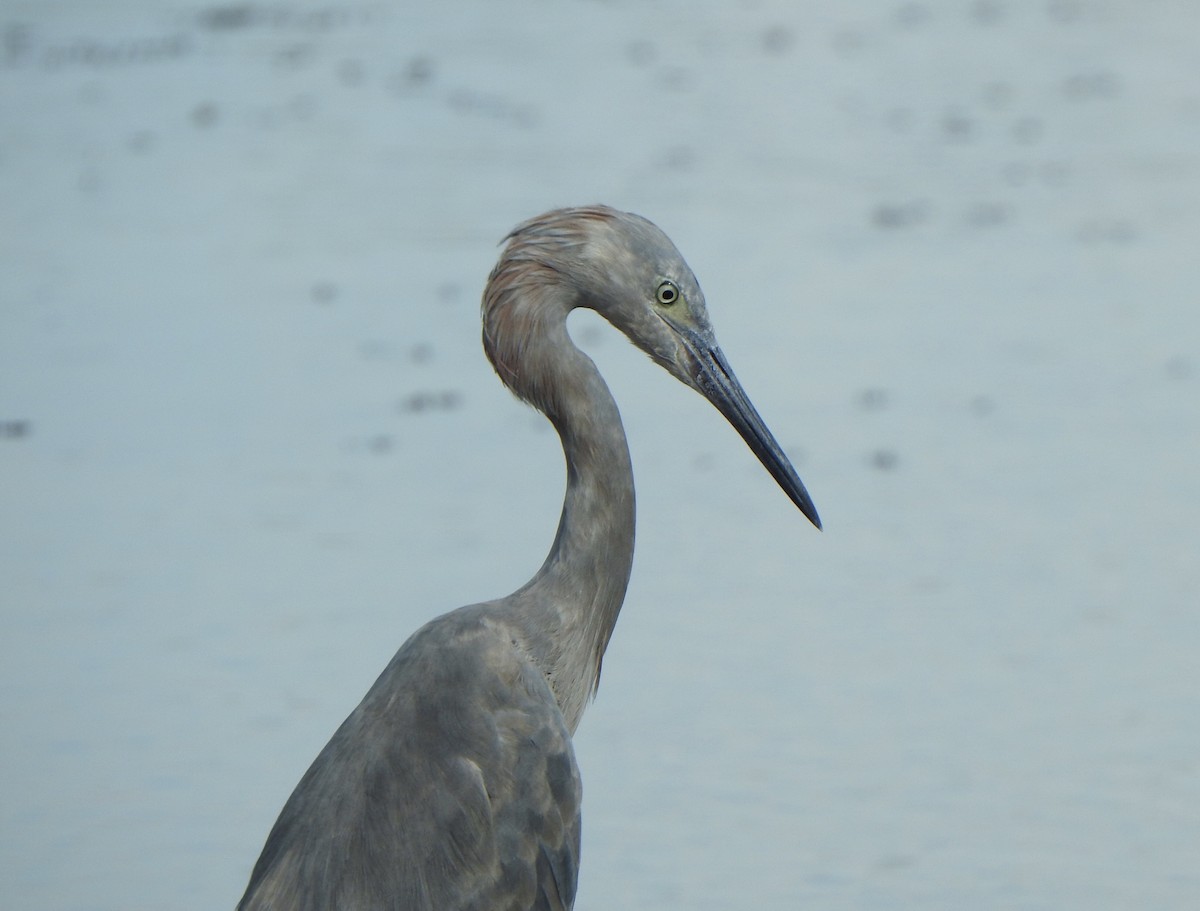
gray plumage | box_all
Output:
[237,205,819,911]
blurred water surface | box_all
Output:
[1,2,1198,909]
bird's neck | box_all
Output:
[484,283,635,733]
[538,341,636,730]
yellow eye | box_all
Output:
[655,280,680,306]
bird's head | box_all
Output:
[487,205,820,529]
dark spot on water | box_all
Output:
[357,340,392,360]
[276,42,316,69]
[199,4,254,31]
[408,55,433,84]
[981,82,1013,110]
[306,8,347,32]
[1000,161,1031,186]
[1063,71,1120,101]
[311,281,338,304]
[190,101,219,128]
[254,106,282,130]
[576,324,604,348]
[970,0,1006,25]
[241,5,378,33]
[336,58,364,85]
[408,344,434,365]
[869,449,899,471]
[289,93,317,120]
[0,419,31,440]
[857,388,889,411]
[398,391,462,414]
[661,146,695,170]
[786,445,808,467]
[1039,160,1070,186]
[761,25,795,55]
[49,738,88,756]
[1046,0,1082,23]
[831,29,865,56]
[79,81,104,104]
[941,108,974,141]
[367,434,393,454]
[912,575,943,594]
[658,67,691,92]
[894,4,931,28]
[969,394,995,416]
[875,852,917,871]
[3,22,33,64]
[1011,115,1044,145]
[1165,355,1192,382]
[872,200,929,229]
[1076,218,1136,244]
[388,56,433,94]
[127,130,155,153]
[626,40,655,66]
[965,202,1009,228]
[447,89,538,128]
[885,107,915,132]
[43,33,192,69]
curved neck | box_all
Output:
[483,279,635,732]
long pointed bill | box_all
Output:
[685,338,821,530]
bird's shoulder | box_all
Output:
[238,604,581,911]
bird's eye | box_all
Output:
[655,280,679,306]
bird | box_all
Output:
[237,205,820,911]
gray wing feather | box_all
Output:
[238,607,581,911]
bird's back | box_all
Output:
[237,605,581,911]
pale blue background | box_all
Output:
[2,2,1197,908]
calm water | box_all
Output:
[2,2,1198,908]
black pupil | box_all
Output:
[660,285,675,302]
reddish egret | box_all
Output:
[237,205,819,910]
